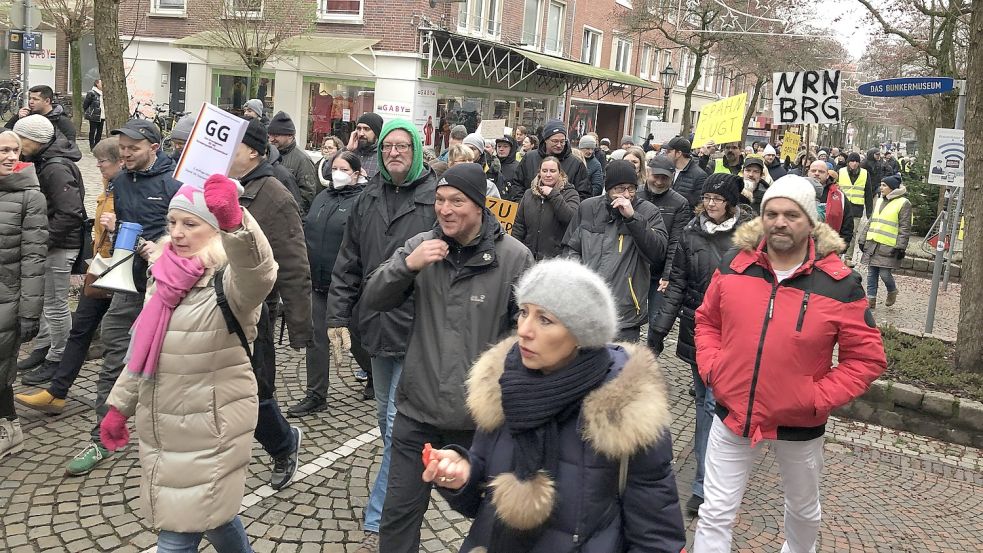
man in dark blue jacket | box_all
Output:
[64,119,182,476]
[665,136,707,211]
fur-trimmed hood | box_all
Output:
[467,337,672,459]
[732,217,845,258]
[530,173,570,198]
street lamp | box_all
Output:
[660,63,678,122]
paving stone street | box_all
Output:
[1,150,979,552]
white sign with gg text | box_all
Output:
[174,103,249,189]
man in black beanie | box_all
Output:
[507,118,590,201]
[230,115,313,491]
[267,111,316,214]
[563,159,668,341]
[363,162,533,553]
[348,112,383,178]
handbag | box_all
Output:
[82,230,113,300]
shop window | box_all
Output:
[153,0,186,14]
[544,0,565,55]
[318,0,362,21]
[459,0,502,38]
[306,81,375,150]
[581,27,601,66]
[521,0,544,47]
[612,36,632,74]
[213,73,274,114]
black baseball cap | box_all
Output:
[665,136,691,155]
[111,119,162,144]
[647,155,675,177]
[743,157,765,169]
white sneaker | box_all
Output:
[0,418,24,460]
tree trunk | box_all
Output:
[956,0,983,373]
[680,51,704,137]
[248,65,263,99]
[70,38,83,132]
[93,0,128,130]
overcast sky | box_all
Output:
[819,0,876,59]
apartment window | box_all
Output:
[612,36,632,73]
[153,0,186,12]
[677,52,689,87]
[459,0,503,37]
[227,0,262,17]
[318,0,362,20]
[582,27,602,66]
[545,0,566,54]
[522,0,544,46]
[640,44,652,79]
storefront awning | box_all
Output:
[422,29,658,100]
[174,32,378,74]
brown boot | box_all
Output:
[868,296,876,309]
[886,290,898,307]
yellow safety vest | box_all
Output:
[839,167,867,206]
[714,158,739,175]
[866,196,909,247]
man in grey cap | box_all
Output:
[168,115,195,161]
[638,155,689,344]
[242,98,267,124]
[579,135,604,196]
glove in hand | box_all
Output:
[327,327,352,361]
[203,174,243,231]
[18,317,39,343]
[892,247,905,259]
[100,406,130,452]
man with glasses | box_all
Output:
[326,119,438,553]
[507,119,590,201]
[563,159,667,341]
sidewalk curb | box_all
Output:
[834,378,983,448]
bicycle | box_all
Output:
[0,78,25,121]
[129,98,154,121]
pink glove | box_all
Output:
[203,174,243,231]
[100,406,130,452]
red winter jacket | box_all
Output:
[824,183,845,232]
[695,219,886,445]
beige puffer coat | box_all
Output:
[106,210,277,532]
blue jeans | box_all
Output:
[692,363,716,499]
[156,516,252,553]
[867,265,897,297]
[364,355,403,533]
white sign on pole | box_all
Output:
[648,122,682,145]
[772,70,841,124]
[928,128,965,187]
[478,119,506,140]
[174,102,249,189]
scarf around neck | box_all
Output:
[127,244,205,378]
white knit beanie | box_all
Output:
[761,175,819,226]
[763,144,777,156]
[13,114,54,144]
[514,259,617,349]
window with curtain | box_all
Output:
[522,0,543,46]
[545,0,565,54]
[459,0,502,38]
[613,37,632,73]
[154,0,185,11]
[319,0,361,17]
[582,28,602,66]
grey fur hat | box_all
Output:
[514,259,617,348]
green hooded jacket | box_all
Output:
[377,119,425,185]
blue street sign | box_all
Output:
[858,77,954,97]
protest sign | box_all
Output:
[174,103,248,189]
[648,122,681,145]
[779,131,801,163]
[772,70,841,124]
[479,119,506,140]
[692,93,747,148]
[486,197,518,235]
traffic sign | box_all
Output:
[7,30,42,53]
[9,1,43,31]
[857,77,954,97]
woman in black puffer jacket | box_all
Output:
[649,172,754,516]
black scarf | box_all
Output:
[489,344,611,553]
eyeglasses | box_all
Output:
[382,143,412,153]
[547,138,567,146]
[702,195,726,205]
[610,184,637,194]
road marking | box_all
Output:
[140,426,381,552]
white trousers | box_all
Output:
[693,416,825,553]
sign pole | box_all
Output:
[22,0,32,105]
[942,185,963,290]
[925,80,967,333]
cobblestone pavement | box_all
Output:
[2,151,979,552]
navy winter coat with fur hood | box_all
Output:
[441,338,686,553]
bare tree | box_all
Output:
[199,0,317,98]
[92,0,127,130]
[36,0,92,131]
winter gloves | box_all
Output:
[203,174,243,231]
[100,406,130,452]
[327,327,352,361]
[19,317,39,343]
[892,248,906,260]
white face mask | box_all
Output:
[332,170,354,189]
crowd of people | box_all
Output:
[0,91,896,553]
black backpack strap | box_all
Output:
[214,268,254,363]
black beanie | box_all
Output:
[267,111,295,135]
[242,118,268,153]
[605,160,638,190]
[541,119,566,140]
[702,173,743,207]
[438,163,487,207]
[847,152,862,163]
[882,174,902,190]
[356,112,384,138]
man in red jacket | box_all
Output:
[693,175,886,553]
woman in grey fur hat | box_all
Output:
[422,258,685,553]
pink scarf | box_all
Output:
[127,244,205,378]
